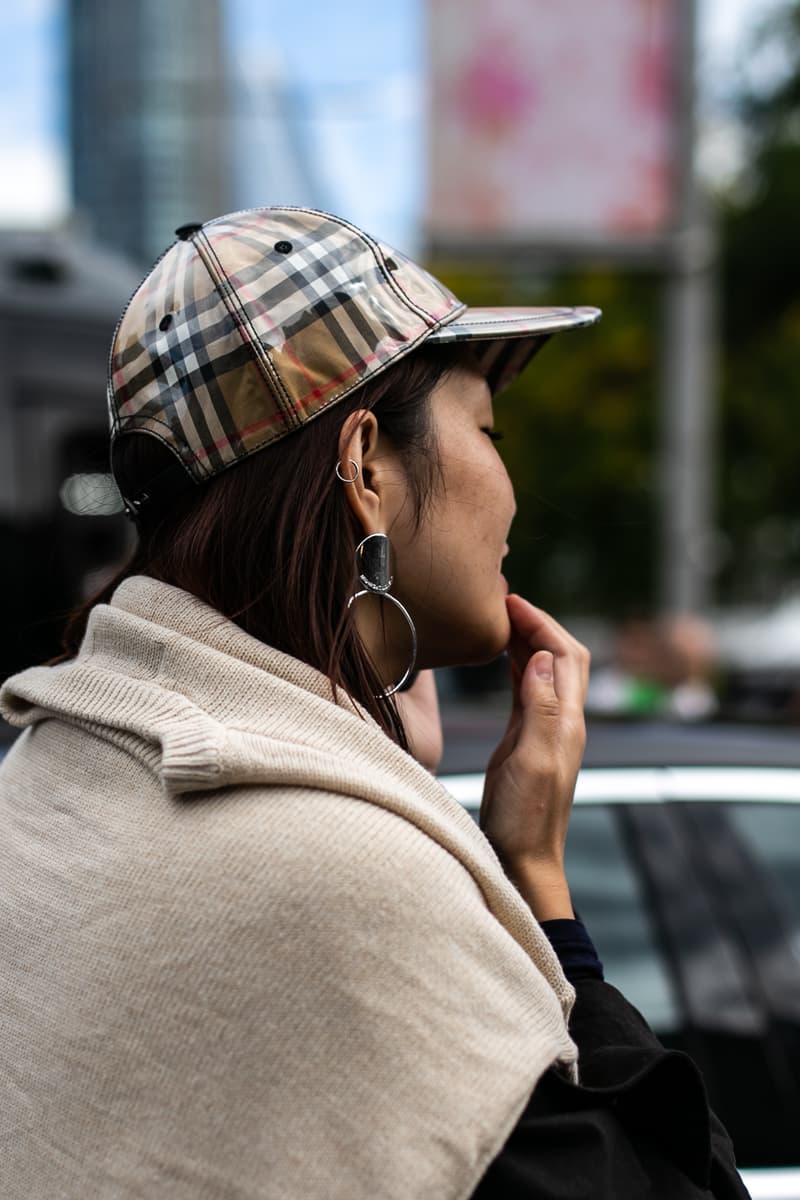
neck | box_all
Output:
[351,592,416,692]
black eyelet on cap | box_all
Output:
[274,240,292,254]
[159,314,173,331]
[175,223,202,240]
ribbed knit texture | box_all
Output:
[0,576,576,1199]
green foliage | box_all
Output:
[431,262,661,615]
[717,0,800,602]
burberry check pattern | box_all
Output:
[108,206,600,485]
[109,209,463,482]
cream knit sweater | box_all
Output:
[0,576,576,1200]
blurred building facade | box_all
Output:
[0,231,138,689]
[69,0,230,265]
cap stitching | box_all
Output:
[341,219,464,327]
[195,208,461,436]
[190,312,445,472]
[255,317,443,444]
[106,239,177,434]
[205,205,462,328]
[194,228,297,431]
[192,228,298,433]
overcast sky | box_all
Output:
[0,0,788,246]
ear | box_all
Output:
[335,410,391,537]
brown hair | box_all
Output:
[59,346,463,750]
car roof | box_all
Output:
[441,765,800,808]
[439,714,800,774]
[581,721,800,769]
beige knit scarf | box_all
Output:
[0,576,576,1200]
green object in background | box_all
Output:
[625,678,668,716]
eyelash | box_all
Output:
[482,428,504,442]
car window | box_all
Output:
[566,805,680,1032]
[726,803,800,962]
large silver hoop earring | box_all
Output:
[347,533,417,697]
[336,459,360,483]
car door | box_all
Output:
[564,784,800,1167]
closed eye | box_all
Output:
[482,428,504,442]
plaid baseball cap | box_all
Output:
[108,206,600,512]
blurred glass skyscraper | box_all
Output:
[69,0,229,265]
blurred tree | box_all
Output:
[431,261,661,617]
[718,0,800,602]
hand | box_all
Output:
[394,669,443,774]
[480,594,590,920]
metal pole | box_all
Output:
[659,236,716,613]
[658,0,717,615]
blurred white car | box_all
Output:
[441,739,800,1200]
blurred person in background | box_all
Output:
[586,617,669,717]
[586,613,718,721]
[0,208,748,1199]
[661,614,719,721]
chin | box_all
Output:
[422,599,511,669]
[471,610,512,664]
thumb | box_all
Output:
[520,650,558,713]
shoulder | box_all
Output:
[181,783,486,923]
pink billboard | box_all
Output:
[427,0,678,241]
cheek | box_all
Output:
[475,458,515,546]
[437,457,513,565]
[393,492,512,664]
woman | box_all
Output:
[0,208,748,1198]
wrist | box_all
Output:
[502,856,574,921]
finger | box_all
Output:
[485,654,525,767]
[506,623,536,678]
[507,593,584,658]
[506,604,579,696]
[509,654,523,715]
[517,652,586,787]
[507,595,590,706]
[493,655,523,750]
[506,615,575,708]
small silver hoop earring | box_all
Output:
[347,532,417,697]
[336,459,360,483]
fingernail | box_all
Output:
[535,652,553,681]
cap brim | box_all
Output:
[428,305,601,344]
[427,305,601,394]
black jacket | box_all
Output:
[473,979,751,1199]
